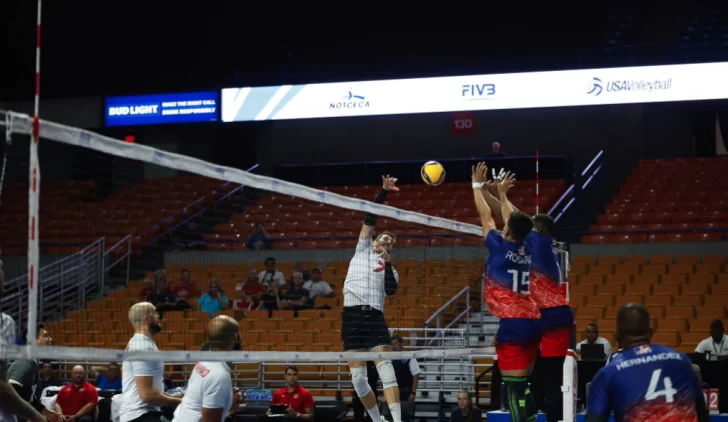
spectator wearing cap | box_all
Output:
[488,142,506,158]
[302,268,334,299]
[237,268,267,310]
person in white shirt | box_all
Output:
[695,320,728,359]
[302,268,335,299]
[172,316,241,422]
[258,258,286,289]
[342,175,403,422]
[120,302,182,422]
[576,323,612,359]
[0,259,46,422]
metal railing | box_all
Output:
[424,286,471,346]
[548,150,605,232]
[147,164,259,255]
[573,226,728,243]
[1,238,106,339]
[104,234,133,286]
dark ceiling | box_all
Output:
[2,1,726,102]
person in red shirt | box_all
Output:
[173,268,201,300]
[54,365,98,422]
[238,268,267,309]
[269,366,314,420]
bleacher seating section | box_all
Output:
[585,157,728,243]
[569,254,727,353]
[212,180,566,250]
[0,177,233,256]
[44,258,485,351]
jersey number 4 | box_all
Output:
[645,369,677,403]
[507,270,530,294]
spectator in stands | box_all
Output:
[174,220,206,251]
[237,268,267,309]
[693,364,710,390]
[7,324,65,422]
[90,363,122,390]
[247,223,272,251]
[275,272,310,311]
[695,320,728,358]
[121,302,182,422]
[198,281,229,317]
[268,365,314,420]
[390,336,421,403]
[146,270,177,316]
[488,142,506,158]
[576,323,612,359]
[232,288,260,314]
[172,268,200,306]
[139,278,155,300]
[259,257,286,289]
[352,362,379,422]
[54,365,98,422]
[36,361,65,398]
[293,262,311,282]
[450,391,482,422]
[303,268,335,300]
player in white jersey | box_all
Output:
[0,259,46,422]
[173,316,241,422]
[121,303,182,422]
[342,175,403,422]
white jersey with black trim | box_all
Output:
[343,237,399,311]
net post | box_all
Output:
[561,349,578,422]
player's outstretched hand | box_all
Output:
[496,171,516,195]
[382,175,399,191]
[471,162,488,184]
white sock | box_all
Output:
[389,402,402,422]
[366,404,381,422]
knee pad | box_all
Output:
[376,360,398,391]
[350,366,373,398]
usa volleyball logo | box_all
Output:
[587,77,603,96]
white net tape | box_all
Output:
[2,110,496,363]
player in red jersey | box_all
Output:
[472,162,541,422]
[482,172,573,421]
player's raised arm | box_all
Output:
[482,178,522,220]
[359,175,399,240]
[471,162,496,236]
[496,171,518,224]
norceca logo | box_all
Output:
[587,77,673,97]
[330,89,370,109]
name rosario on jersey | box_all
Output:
[616,351,684,371]
[505,250,532,265]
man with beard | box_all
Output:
[120,302,182,422]
[0,258,46,422]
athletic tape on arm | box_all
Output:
[8,112,482,236]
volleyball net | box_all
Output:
[0,110,572,407]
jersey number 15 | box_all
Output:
[507,270,530,294]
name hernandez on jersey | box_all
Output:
[525,231,569,309]
[483,230,540,320]
[588,344,703,422]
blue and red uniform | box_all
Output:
[588,344,705,422]
[525,231,574,357]
[484,230,542,371]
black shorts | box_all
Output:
[341,305,391,351]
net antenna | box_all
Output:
[26,0,43,354]
[0,111,15,206]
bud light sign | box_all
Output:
[105,92,218,127]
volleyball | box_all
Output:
[421,161,446,186]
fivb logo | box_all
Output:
[461,83,496,99]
